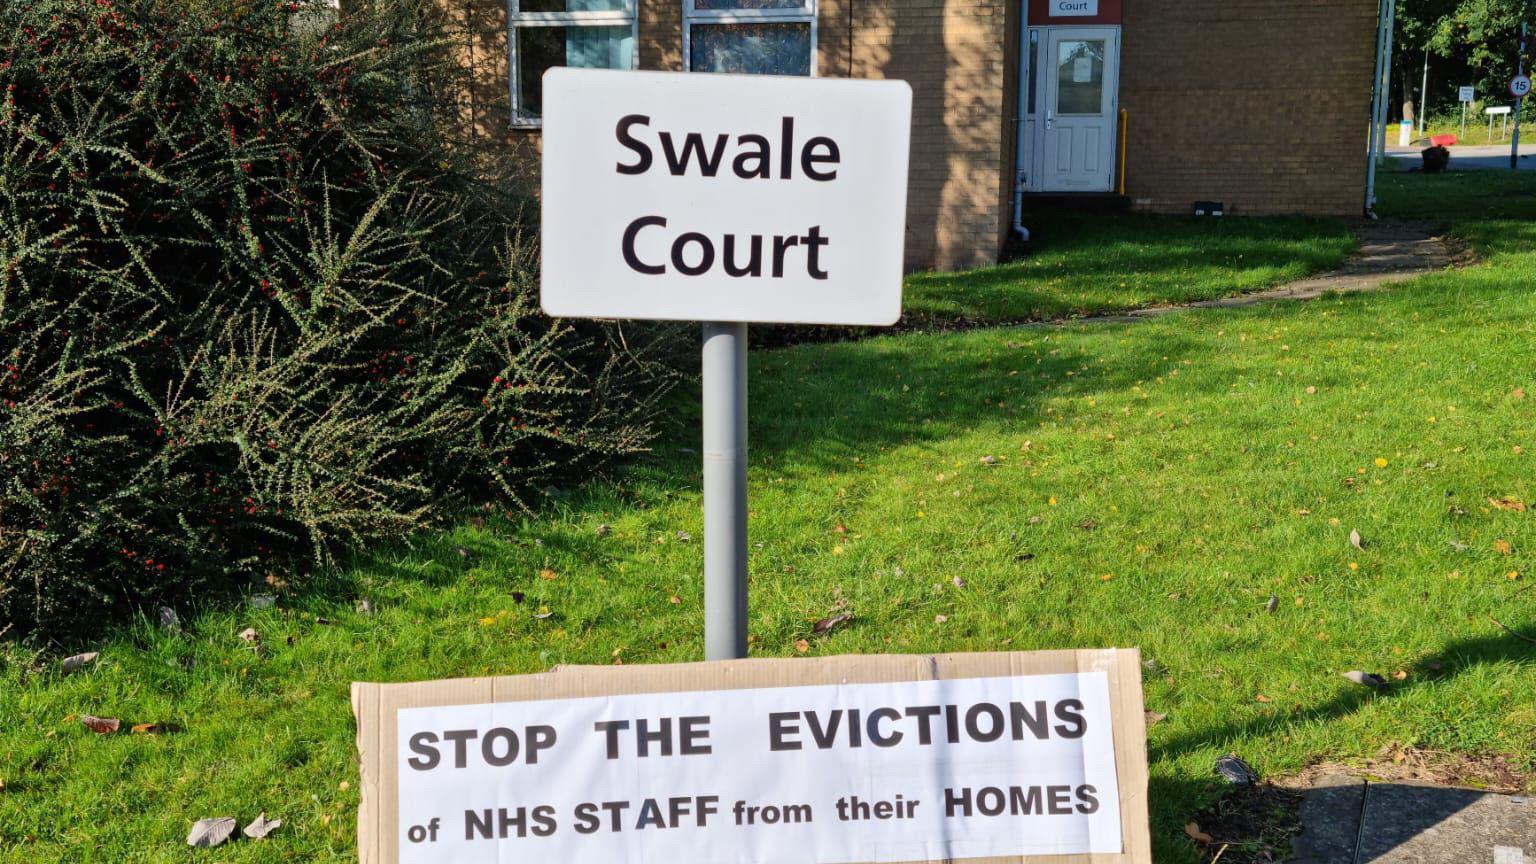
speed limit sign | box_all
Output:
[1512,74,1533,98]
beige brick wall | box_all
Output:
[1117,0,1377,216]
[437,0,1377,271]
[438,0,1012,271]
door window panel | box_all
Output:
[1055,39,1105,115]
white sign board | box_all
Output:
[1459,85,1476,102]
[1050,0,1100,15]
[1510,74,1532,98]
[393,672,1123,863]
[540,69,912,326]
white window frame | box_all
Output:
[508,0,639,128]
[682,0,818,77]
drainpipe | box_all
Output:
[1011,22,1031,242]
[1365,0,1397,217]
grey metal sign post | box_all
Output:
[538,69,911,664]
[702,322,749,660]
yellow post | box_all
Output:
[1118,109,1129,196]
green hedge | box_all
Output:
[0,0,676,639]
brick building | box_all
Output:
[443,0,1380,271]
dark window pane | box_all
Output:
[520,0,628,13]
[693,0,807,10]
[1026,29,1038,115]
[688,22,811,75]
[517,25,634,117]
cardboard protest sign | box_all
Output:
[353,649,1151,864]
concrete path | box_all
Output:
[1388,143,1536,171]
[1290,772,1533,863]
[1080,220,1452,325]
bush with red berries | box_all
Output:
[0,0,676,639]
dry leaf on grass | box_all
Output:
[1184,822,1213,844]
[1490,496,1527,512]
[60,652,99,675]
[812,613,853,635]
[238,627,260,643]
[1494,539,1514,555]
[793,639,810,653]
[1349,529,1364,550]
[80,715,120,734]
[243,812,282,840]
[1343,670,1387,690]
[187,816,237,848]
[538,568,557,581]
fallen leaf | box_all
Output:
[1495,539,1513,555]
[187,816,237,848]
[355,598,375,616]
[933,614,948,624]
[1343,670,1387,690]
[80,715,120,734]
[812,613,853,635]
[238,627,260,643]
[978,455,999,466]
[532,607,554,619]
[1255,694,1271,703]
[1264,596,1279,614]
[668,595,680,605]
[1514,387,1527,400]
[1392,670,1409,681]
[1184,822,1214,844]
[1144,710,1167,726]
[833,522,848,535]
[951,575,967,589]
[61,652,99,675]
[1349,529,1364,550]
[595,523,612,537]
[675,530,691,542]
[1490,496,1527,512]
[1214,754,1258,785]
[1448,540,1470,552]
[794,639,810,653]
[130,722,168,735]
[243,812,282,840]
[477,617,497,626]
[539,568,557,581]
[1508,570,1522,581]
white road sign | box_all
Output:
[1459,85,1476,102]
[540,69,912,326]
[1511,74,1532,98]
[393,672,1124,863]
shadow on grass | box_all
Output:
[1151,629,1536,766]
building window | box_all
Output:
[510,0,637,126]
[684,0,816,76]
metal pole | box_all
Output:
[1419,45,1429,136]
[1515,21,1527,170]
[702,321,748,661]
[1365,0,1389,212]
[1378,0,1397,162]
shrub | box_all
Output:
[0,0,676,639]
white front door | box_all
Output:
[1035,27,1119,192]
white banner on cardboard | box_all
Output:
[394,672,1121,864]
[539,68,912,326]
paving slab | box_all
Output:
[1290,772,1367,864]
[1288,773,1535,864]
[1356,782,1533,863]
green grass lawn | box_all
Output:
[3,172,1534,863]
[902,214,1355,324]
